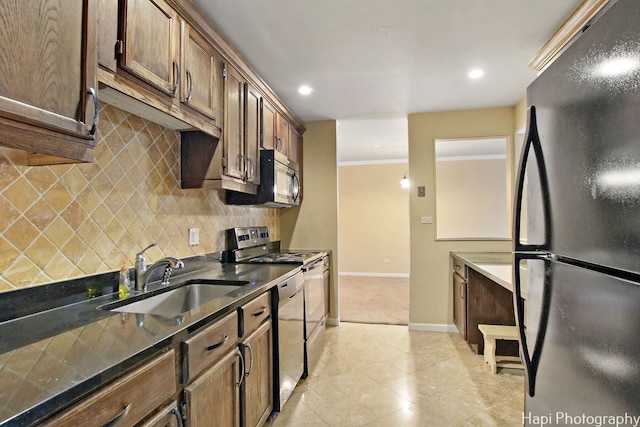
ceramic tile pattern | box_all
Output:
[0,103,278,291]
[273,323,525,427]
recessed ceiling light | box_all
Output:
[298,85,313,95]
[468,69,484,79]
[373,144,382,148]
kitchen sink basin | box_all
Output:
[99,280,248,316]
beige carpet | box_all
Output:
[339,275,409,325]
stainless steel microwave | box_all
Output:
[226,150,300,208]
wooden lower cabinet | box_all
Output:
[183,348,242,427]
[140,402,183,427]
[241,320,272,427]
[452,271,467,339]
[41,350,176,427]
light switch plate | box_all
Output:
[417,186,426,197]
[421,216,433,224]
[188,228,200,246]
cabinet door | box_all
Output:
[242,320,272,427]
[121,0,180,96]
[261,98,276,150]
[245,85,261,185]
[181,21,223,123]
[0,0,98,161]
[223,65,245,180]
[140,402,182,427]
[288,126,302,164]
[453,272,467,339]
[275,113,289,156]
[184,349,242,427]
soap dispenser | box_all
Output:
[119,259,131,299]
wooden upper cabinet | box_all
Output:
[223,64,246,180]
[275,112,289,156]
[261,98,276,150]
[0,0,98,163]
[180,20,223,123]
[120,0,180,96]
[245,84,261,186]
[288,126,302,165]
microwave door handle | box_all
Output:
[292,172,300,202]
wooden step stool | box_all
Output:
[478,324,524,374]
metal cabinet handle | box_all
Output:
[245,342,253,377]
[172,61,181,96]
[88,88,99,136]
[186,71,193,103]
[252,306,267,317]
[171,406,184,427]
[459,282,464,299]
[236,349,245,388]
[101,403,131,427]
[206,334,229,351]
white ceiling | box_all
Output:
[193,0,583,161]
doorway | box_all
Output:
[336,118,410,325]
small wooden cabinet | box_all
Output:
[288,126,303,165]
[120,0,180,96]
[238,292,272,427]
[275,112,289,157]
[0,0,99,164]
[220,65,261,193]
[42,350,176,426]
[452,266,467,340]
[184,348,243,427]
[260,98,276,151]
[180,20,224,124]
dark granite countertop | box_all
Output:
[0,254,301,426]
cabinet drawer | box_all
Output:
[453,258,467,279]
[183,310,239,382]
[42,350,176,427]
[240,291,271,337]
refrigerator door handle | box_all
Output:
[513,105,552,253]
[514,253,552,397]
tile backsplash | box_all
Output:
[0,103,278,291]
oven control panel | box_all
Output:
[226,226,270,249]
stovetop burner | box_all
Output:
[248,252,321,264]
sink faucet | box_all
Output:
[135,243,184,292]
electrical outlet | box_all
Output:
[188,228,200,246]
[383,258,391,264]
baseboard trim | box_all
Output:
[326,317,340,326]
[409,323,459,333]
[339,272,410,278]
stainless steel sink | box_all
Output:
[99,280,247,316]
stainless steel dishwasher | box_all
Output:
[302,256,326,377]
[273,270,305,413]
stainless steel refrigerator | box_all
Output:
[513,0,640,424]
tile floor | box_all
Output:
[270,322,524,426]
